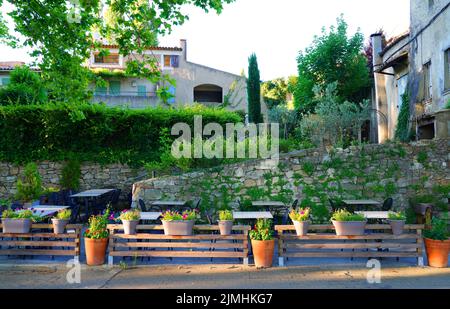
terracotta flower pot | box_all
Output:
[218,220,233,236]
[84,237,108,266]
[52,218,69,234]
[162,220,195,236]
[251,239,275,268]
[389,220,405,236]
[122,220,139,235]
[332,220,367,236]
[2,218,32,233]
[424,238,450,268]
[293,221,309,236]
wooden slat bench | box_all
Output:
[0,224,82,261]
[107,224,250,266]
[275,224,425,267]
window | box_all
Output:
[95,85,107,95]
[445,49,450,91]
[94,53,119,64]
[137,85,147,97]
[163,55,179,68]
[423,62,432,101]
[109,81,121,96]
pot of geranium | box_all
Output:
[424,217,450,268]
[387,211,406,235]
[331,209,367,236]
[250,219,275,268]
[161,210,197,236]
[289,207,311,236]
[84,210,110,266]
[218,210,234,236]
[119,209,141,235]
[2,209,39,233]
[51,209,71,234]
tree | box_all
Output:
[247,53,263,123]
[1,0,235,102]
[294,16,371,113]
[262,77,288,109]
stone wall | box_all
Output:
[0,161,146,200]
[133,139,449,220]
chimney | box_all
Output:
[180,39,187,61]
[370,33,383,71]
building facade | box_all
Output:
[372,0,450,142]
[85,40,248,113]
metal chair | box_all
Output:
[382,198,394,211]
[110,189,122,207]
[138,199,147,212]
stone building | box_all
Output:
[372,0,450,142]
[85,39,248,113]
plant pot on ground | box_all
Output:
[218,210,234,236]
[289,207,311,236]
[250,219,275,268]
[84,209,110,266]
[331,209,367,236]
[1,209,40,233]
[424,217,450,268]
[118,209,141,235]
[387,211,406,235]
[161,210,198,236]
[51,209,71,234]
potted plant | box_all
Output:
[289,207,311,236]
[250,219,274,268]
[51,209,71,234]
[161,210,197,236]
[331,209,367,236]
[218,210,234,236]
[387,211,406,235]
[14,163,44,208]
[1,209,40,233]
[84,209,110,266]
[118,209,141,235]
[424,217,450,268]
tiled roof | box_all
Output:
[100,44,182,51]
[0,61,40,72]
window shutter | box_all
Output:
[109,81,121,96]
[171,55,179,68]
[95,86,107,95]
[168,86,176,104]
[137,85,147,97]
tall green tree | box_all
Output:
[294,16,371,113]
[247,53,263,123]
[1,0,234,102]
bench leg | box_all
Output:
[278,257,285,267]
[417,257,424,267]
[108,256,114,267]
[243,258,249,266]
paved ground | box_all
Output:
[1,261,449,289]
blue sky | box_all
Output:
[0,0,410,80]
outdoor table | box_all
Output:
[355,211,395,219]
[233,211,273,220]
[343,200,382,212]
[140,212,162,221]
[28,205,70,218]
[70,189,115,221]
[150,201,188,211]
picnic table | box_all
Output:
[233,211,273,220]
[343,200,382,212]
[70,189,115,221]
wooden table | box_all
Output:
[343,200,382,211]
[355,211,394,219]
[27,205,70,218]
[233,211,273,220]
[140,212,162,221]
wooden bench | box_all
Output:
[0,224,82,261]
[107,224,250,266]
[275,224,425,267]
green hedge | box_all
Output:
[0,103,242,167]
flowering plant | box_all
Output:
[118,209,141,221]
[161,210,197,222]
[387,211,406,221]
[218,210,233,221]
[289,208,310,222]
[84,209,110,239]
[54,209,71,220]
[249,219,273,241]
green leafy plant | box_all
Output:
[54,209,71,220]
[289,208,311,222]
[218,210,233,221]
[424,217,449,241]
[84,209,110,239]
[14,163,43,203]
[2,209,41,222]
[395,92,411,142]
[161,210,197,221]
[249,219,273,241]
[60,159,81,190]
[119,209,141,221]
[331,209,366,222]
[388,211,406,221]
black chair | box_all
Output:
[110,189,122,206]
[138,199,147,212]
[382,198,393,211]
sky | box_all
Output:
[0,0,410,81]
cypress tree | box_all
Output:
[247,53,263,123]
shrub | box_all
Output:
[0,66,47,105]
[60,159,81,190]
[218,210,233,221]
[0,103,242,167]
[331,209,365,222]
[249,219,273,241]
[15,163,43,203]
